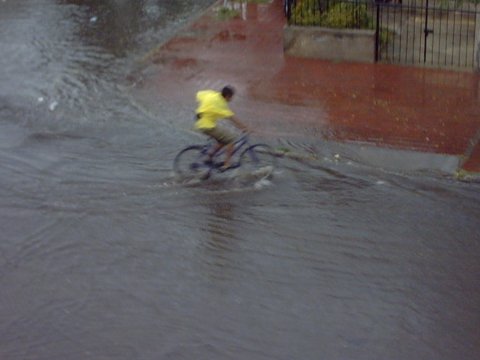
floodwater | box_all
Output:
[1,1,479,359]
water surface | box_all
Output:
[1,1,479,359]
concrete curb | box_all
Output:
[136,0,221,65]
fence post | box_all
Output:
[375,3,380,62]
[476,12,480,72]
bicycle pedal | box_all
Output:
[200,171,211,180]
[219,164,235,172]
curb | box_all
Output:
[136,0,221,65]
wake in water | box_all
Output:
[174,165,276,191]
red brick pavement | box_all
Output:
[139,0,480,174]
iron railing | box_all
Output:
[284,0,480,69]
[375,0,480,68]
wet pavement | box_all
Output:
[1,1,480,360]
[136,0,480,176]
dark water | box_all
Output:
[1,1,480,359]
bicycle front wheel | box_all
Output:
[240,144,277,172]
[173,145,211,179]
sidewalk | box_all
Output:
[137,0,480,175]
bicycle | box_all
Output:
[173,134,277,180]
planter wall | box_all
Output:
[284,25,376,64]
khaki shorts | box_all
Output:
[200,127,236,145]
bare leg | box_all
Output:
[222,143,234,169]
[209,143,224,161]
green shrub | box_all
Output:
[378,28,395,47]
[320,3,372,29]
[291,0,322,26]
[217,7,241,20]
[231,0,270,3]
[291,0,373,29]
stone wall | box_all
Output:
[283,25,376,63]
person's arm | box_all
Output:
[228,115,250,133]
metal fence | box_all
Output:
[376,0,479,69]
[285,0,480,70]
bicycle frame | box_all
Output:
[207,134,250,161]
[173,133,276,179]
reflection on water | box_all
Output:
[203,200,238,280]
[59,0,197,56]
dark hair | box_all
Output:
[221,85,235,98]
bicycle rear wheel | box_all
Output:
[173,145,211,179]
[240,144,277,172]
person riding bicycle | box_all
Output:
[194,85,249,169]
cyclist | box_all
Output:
[194,85,249,169]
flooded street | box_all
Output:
[1,1,480,359]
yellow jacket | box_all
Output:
[195,90,234,130]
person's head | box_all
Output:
[221,85,235,101]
